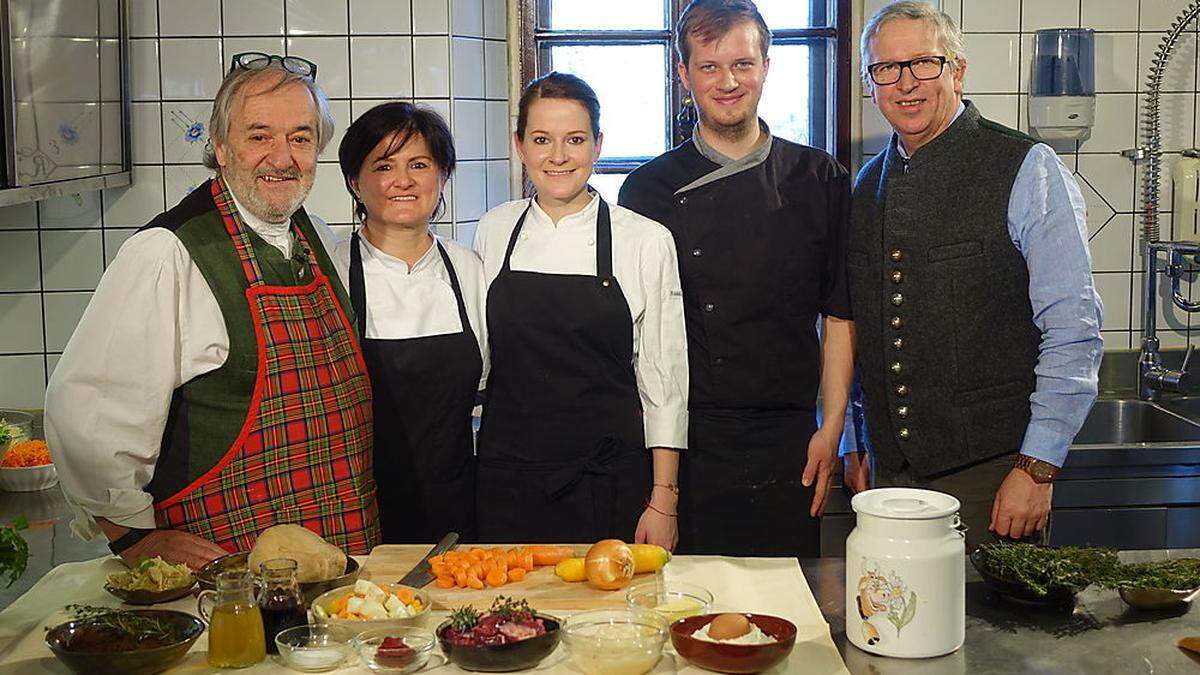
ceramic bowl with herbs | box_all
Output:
[1107,558,1200,610]
[970,543,1118,607]
[44,606,204,675]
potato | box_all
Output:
[248,524,347,583]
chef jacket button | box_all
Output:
[602,279,611,287]
[890,362,902,375]
[892,338,903,350]
[679,196,688,205]
[692,248,702,257]
[898,427,911,440]
[895,384,909,397]
[703,302,715,313]
[588,239,595,246]
[891,293,904,306]
[897,405,909,418]
[891,270,903,284]
[890,316,903,329]
[890,249,903,262]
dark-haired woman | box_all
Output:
[335,102,486,543]
[475,72,688,549]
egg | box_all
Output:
[707,613,751,641]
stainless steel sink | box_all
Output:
[1072,398,1200,445]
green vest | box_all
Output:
[144,179,355,502]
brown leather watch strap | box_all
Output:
[1014,454,1059,484]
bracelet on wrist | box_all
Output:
[644,500,678,518]
[652,482,679,496]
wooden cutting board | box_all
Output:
[361,544,640,611]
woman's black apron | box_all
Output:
[476,198,651,543]
[349,233,482,543]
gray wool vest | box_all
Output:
[848,102,1042,478]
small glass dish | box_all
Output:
[354,625,436,673]
[274,624,354,672]
[625,578,714,623]
[562,608,668,675]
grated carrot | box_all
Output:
[1,440,50,467]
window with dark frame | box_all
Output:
[518,0,852,202]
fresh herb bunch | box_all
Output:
[978,542,1120,596]
[0,516,29,588]
[1099,558,1200,591]
[450,604,480,631]
[489,596,533,621]
[61,605,176,643]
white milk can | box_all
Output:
[845,488,965,658]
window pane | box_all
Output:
[547,44,668,160]
[756,0,813,28]
[589,173,628,204]
[547,0,667,30]
[759,43,817,148]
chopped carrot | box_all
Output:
[331,595,350,614]
[395,587,414,604]
[453,569,468,587]
[435,576,455,589]
[428,555,444,565]
[486,569,508,587]
[467,574,485,590]
[508,567,526,582]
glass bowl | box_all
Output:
[354,626,436,674]
[625,578,714,623]
[275,624,353,672]
[562,608,668,675]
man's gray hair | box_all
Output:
[859,1,966,81]
[201,67,335,170]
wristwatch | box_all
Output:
[107,528,156,555]
[1014,454,1059,484]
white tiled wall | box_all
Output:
[858,0,1200,352]
[0,0,511,408]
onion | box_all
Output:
[584,539,635,590]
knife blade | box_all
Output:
[396,531,460,588]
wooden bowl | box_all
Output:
[670,614,796,674]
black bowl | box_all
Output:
[197,551,360,604]
[104,579,197,606]
[44,609,204,675]
[969,547,1080,607]
[437,614,561,672]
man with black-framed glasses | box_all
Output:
[846,1,1103,550]
[47,55,382,568]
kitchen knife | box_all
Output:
[396,531,459,588]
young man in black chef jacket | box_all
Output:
[619,0,854,558]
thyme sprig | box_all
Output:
[449,605,480,631]
[59,605,176,643]
[978,543,1121,596]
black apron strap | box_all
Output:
[435,240,472,331]
[501,202,534,273]
[595,197,613,282]
[349,230,367,341]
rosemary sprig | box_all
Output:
[1099,558,1200,591]
[61,605,176,643]
[449,605,480,631]
[978,543,1121,596]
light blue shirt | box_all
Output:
[843,102,1104,468]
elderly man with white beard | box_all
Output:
[46,54,380,569]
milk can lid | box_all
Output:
[851,487,960,520]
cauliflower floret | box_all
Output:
[361,599,389,620]
[346,596,365,616]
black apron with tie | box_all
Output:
[349,233,482,543]
[476,198,651,544]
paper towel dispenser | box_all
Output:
[1029,28,1096,142]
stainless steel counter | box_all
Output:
[804,555,1200,674]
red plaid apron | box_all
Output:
[154,177,380,554]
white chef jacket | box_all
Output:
[330,231,489,391]
[474,194,689,450]
[45,190,343,539]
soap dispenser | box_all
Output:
[1029,28,1096,142]
[1175,149,1200,238]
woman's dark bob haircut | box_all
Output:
[515,71,601,140]
[338,101,456,223]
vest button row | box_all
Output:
[891,293,904,307]
[891,270,903,284]
[890,316,903,329]
[703,303,715,313]
[895,384,909,396]
[897,405,909,418]
[898,427,911,440]
[679,196,688,205]
[892,338,903,350]
[692,248,702,257]
[890,249,903,262]
[890,362,902,375]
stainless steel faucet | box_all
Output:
[1139,241,1200,400]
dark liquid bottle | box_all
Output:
[257,558,307,654]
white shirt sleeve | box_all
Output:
[45,229,229,539]
[633,228,689,450]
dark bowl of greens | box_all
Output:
[45,606,203,675]
[1110,558,1200,610]
[970,544,1118,608]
